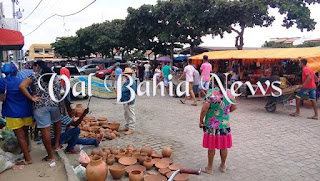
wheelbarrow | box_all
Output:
[264,85,300,113]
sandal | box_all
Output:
[16,160,33,165]
[42,156,54,162]
[289,113,299,117]
[191,103,197,106]
[307,116,318,120]
[179,100,185,104]
[203,167,213,174]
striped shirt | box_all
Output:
[50,115,72,138]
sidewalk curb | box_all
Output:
[57,150,78,181]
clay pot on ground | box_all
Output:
[108,122,120,131]
[91,149,100,155]
[143,157,154,170]
[162,147,172,158]
[86,155,108,181]
[111,149,119,155]
[107,155,115,165]
[129,170,144,181]
[90,122,100,126]
[141,147,152,156]
[109,165,125,180]
[113,131,120,137]
[110,133,116,139]
[97,117,107,121]
[138,153,148,165]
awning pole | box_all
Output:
[0,47,3,77]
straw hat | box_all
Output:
[124,67,133,74]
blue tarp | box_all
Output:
[173,56,189,62]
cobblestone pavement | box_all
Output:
[67,95,320,181]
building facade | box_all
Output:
[28,44,55,60]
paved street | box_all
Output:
[67,94,320,181]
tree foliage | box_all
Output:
[51,0,320,59]
[263,41,320,48]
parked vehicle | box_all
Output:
[79,64,99,75]
[96,65,116,79]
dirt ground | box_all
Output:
[1,141,67,181]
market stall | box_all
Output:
[189,47,320,98]
[0,28,24,75]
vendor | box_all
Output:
[52,100,103,154]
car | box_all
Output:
[78,64,99,75]
[53,65,80,77]
[96,65,116,79]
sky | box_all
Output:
[2,0,320,51]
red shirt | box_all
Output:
[302,66,316,89]
[60,67,70,86]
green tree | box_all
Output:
[51,36,80,59]
[218,0,320,50]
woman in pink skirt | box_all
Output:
[199,87,237,174]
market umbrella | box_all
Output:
[173,56,189,62]
[157,56,171,62]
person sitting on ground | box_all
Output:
[0,62,33,165]
[119,68,137,135]
[199,74,237,174]
[290,59,318,120]
[52,100,103,153]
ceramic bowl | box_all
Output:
[118,157,137,166]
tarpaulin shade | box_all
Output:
[0,28,24,50]
[189,47,320,72]
[157,56,171,62]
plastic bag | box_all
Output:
[73,164,87,181]
[78,150,90,164]
[1,130,20,154]
[0,155,14,173]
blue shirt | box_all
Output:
[120,80,137,104]
[0,76,33,118]
[115,68,122,81]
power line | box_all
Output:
[21,0,44,22]
[24,0,97,36]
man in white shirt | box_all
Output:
[178,59,197,106]
[144,62,151,80]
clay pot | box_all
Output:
[162,147,172,158]
[108,122,120,131]
[91,148,100,155]
[109,165,125,180]
[127,145,133,151]
[129,170,144,181]
[143,157,154,170]
[107,155,115,165]
[98,117,107,121]
[90,122,100,126]
[111,149,119,155]
[113,131,120,137]
[99,151,108,158]
[141,147,152,157]
[132,153,140,159]
[86,155,108,181]
[138,153,148,165]
[75,104,83,108]
[110,133,116,139]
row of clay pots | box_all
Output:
[85,146,172,180]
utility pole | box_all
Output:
[12,0,16,19]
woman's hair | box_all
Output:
[33,60,53,83]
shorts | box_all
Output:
[5,117,33,130]
[200,81,210,90]
[193,84,200,94]
[164,78,169,86]
[296,88,316,100]
[34,106,61,128]
[145,71,150,78]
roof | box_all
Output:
[0,28,24,50]
[176,46,262,55]
[305,38,320,43]
[189,47,320,72]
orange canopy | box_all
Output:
[189,47,320,72]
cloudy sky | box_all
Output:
[2,0,320,51]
